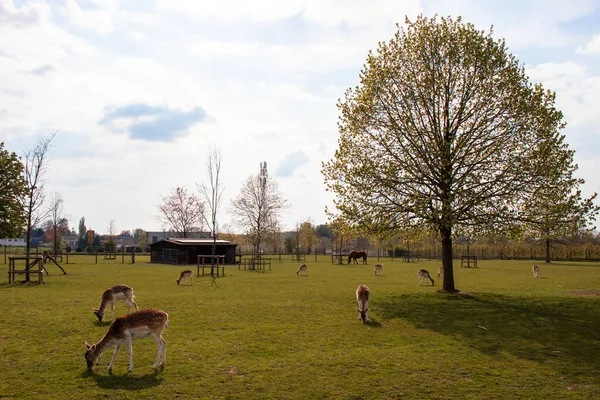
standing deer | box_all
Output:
[437,265,444,279]
[418,269,435,286]
[94,284,139,322]
[374,264,383,276]
[296,264,308,275]
[85,309,168,372]
[532,264,540,278]
[177,270,193,285]
[356,285,370,323]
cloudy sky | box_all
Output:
[2,0,600,235]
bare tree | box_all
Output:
[157,187,205,238]
[22,132,56,256]
[45,192,68,254]
[106,219,117,252]
[197,146,224,271]
[230,162,289,259]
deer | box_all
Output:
[94,284,139,322]
[177,269,193,285]
[374,264,383,276]
[418,269,435,286]
[437,265,444,279]
[85,309,168,372]
[356,284,370,324]
[532,264,540,278]
[296,264,308,275]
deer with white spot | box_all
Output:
[94,284,139,322]
[356,285,370,324]
[374,264,383,276]
[85,309,168,372]
[418,269,435,286]
[532,264,540,278]
[177,270,193,285]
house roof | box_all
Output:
[149,238,236,246]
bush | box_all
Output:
[85,246,94,254]
[75,247,82,253]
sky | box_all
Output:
[1,0,600,235]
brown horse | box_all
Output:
[348,250,367,265]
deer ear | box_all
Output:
[85,341,91,350]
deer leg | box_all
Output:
[108,345,121,370]
[127,338,134,371]
[151,333,164,368]
[111,300,116,320]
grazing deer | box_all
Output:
[437,265,444,279]
[418,269,435,286]
[374,264,383,276]
[296,264,308,275]
[85,309,168,372]
[532,264,540,278]
[356,284,370,323]
[94,284,139,322]
[177,269,193,285]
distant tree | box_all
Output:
[520,138,599,263]
[77,216,88,249]
[198,146,224,270]
[315,224,332,239]
[133,228,148,249]
[22,132,56,255]
[119,230,132,238]
[0,142,27,238]
[105,219,117,252]
[284,235,295,253]
[298,220,318,254]
[322,15,568,292]
[157,186,205,238]
[45,192,69,253]
[230,163,289,259]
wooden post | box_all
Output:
[131,248,135,264]
[122,246,125,264]
[95,252,98,264]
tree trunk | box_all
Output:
[545,238,551,263]
[441,225,456,292]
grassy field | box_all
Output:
[0,256,599,399]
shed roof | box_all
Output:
[149,238,236,246]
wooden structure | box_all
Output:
[197,255,225,277]
[461,255,478,268]
[42,251,68,275]
[331,254,347,265]
[149,238,238,265]
[292,253,305,262]
[239,258,272,272]
[8,257,45,284]
[104,252,117,260]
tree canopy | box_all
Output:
[322,15,577,292]
[156,186,205,238]
[0,142,27,238]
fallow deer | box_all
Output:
[94,284,139,322]
[296,264,308,275]
[437,265,444,279]
[177,269,193,285]
[356,284,370,324]
[532,264,540,278]
[418,269,435,286]
[85,309,168,372]
[374,264,383,276]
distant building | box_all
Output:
[0,237,26,246]
[149,238,237,265]
[62,234,78,250]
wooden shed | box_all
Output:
[149,238,238,265]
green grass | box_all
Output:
[0,256,599,399]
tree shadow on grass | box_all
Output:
[81,369,163,390]
[378,292,600,379]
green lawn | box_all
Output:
[0,256,599,399]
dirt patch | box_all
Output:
[567,290,600,296]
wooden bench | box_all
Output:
[197,255,226,277]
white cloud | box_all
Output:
[577,33,600,55]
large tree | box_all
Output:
[197,146,224,271]
[322,15,567,292]
[0,142,27,238]
[157,187,205,238]
[230,163,288,259]
[22,132,56,256]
